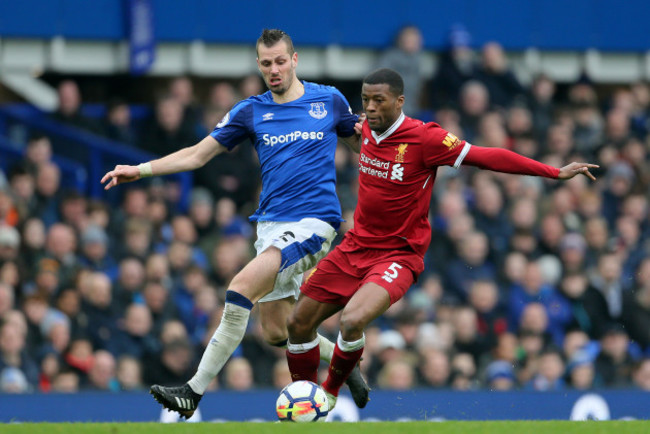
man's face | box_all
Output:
[257,41,297,96]
[361,83,403,134]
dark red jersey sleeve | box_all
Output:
[463,146,560,178]
[421,123,472,168]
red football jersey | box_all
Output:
[347,113,470,257]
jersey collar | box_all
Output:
[371,112,405,144]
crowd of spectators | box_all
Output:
[1,28,650,395]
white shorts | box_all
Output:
[255,218,337,303]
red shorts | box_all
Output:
[301,236,424,306]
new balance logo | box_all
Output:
[390,163,404,181]
[262,112,274,121]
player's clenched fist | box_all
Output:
[354,113,367,136]
[101,164,141,190]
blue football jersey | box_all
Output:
[210,81,357,224]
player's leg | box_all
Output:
[286,293,342,383]
[257,285,340,366]
[264,276,370,408]
[186,215,342,392]
[150,219,333,417]
[187,247,281,388]
[255,216,344,354]
[255,217,338,347]
[258,295,295,346]
[257,272,335,359]
[257,246,343,382]
[288,245,371,408]
[321,282,390,405]
[322,255,418,406]
[151,247,281,418]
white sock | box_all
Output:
[337,332,365,352]
[288,336,320,354]
[187,301,251,394]
[318,333,335,362]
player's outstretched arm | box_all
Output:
[558,162,599,181]
[462,146,598,181]
[101,135,227,190]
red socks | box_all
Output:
[286,345,320,383]
[322,344,364,396]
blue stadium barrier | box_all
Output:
[1,1,649,51]
[80,104,152,122]
[0,104,192,212]
[1,390,648,422]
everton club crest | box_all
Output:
[308,102,328,119]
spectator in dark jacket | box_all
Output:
[430,24,477,110]
[108,303,159,359]
[103,98,137,145]
[594,323,637,388]
[51,80,99,133]
[621,258,650,350]
[475,42,525,108]
[139,96,197,157]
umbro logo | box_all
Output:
[262,112,274,121]
[363,138,369,145]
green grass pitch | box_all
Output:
[1,421,649,434]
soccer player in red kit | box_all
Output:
[285,68,598,408]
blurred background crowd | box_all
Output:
[1,24,650,396]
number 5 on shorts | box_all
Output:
[382,262,403,283]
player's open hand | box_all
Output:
[101,165,140,190]
[558,162,599,181]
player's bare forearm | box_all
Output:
[150,136,225,175]
[339,134,361,153]
[101,135,226,190]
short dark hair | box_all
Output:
[28,132,49,144]
[8,164,30,180]
[363,68,404,97]
[107,97,128,113]
[256,29,294,56]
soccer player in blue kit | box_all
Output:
[101,29,369,418]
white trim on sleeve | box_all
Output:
[453,142,472,169]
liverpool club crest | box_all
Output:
[308,102,327,119]
[395,144,408,162]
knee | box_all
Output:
[339,312,366,340]
[261,321,288,346]
[286,311,316,343]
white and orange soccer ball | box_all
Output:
[276,380,330,422]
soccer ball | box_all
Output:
[276,380,329,422]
